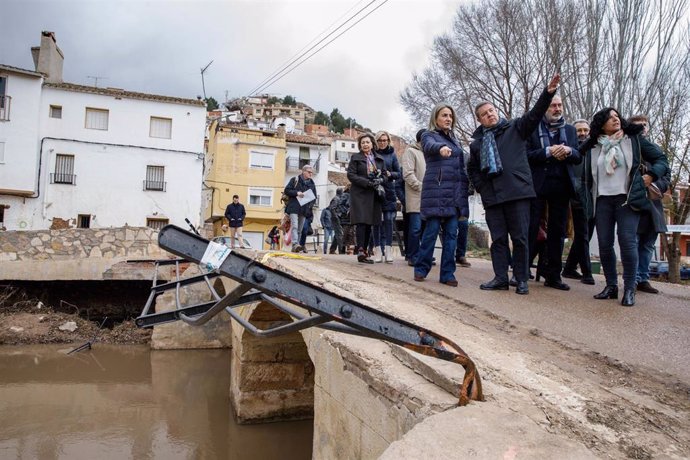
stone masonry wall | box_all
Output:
[0,227,163,262]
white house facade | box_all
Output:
[0,32,206,231]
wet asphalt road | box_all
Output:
[320,253,690,384]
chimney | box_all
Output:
[31,31,64,83]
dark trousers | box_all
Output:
[528,194,571,281]
[595,194,640,290]
[330,216,343,254]
[355,223,372,252]
[563,201,592,276]
[485,199,531,283]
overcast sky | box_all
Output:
[1,0,461,135]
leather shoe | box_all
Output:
[455,257,471,267]
[441,279,458,287]
[516,281,529,295]
[594,285,618,299]
[480,278,509,290]
[544,279,570,291]
[509,275,518,287]
[636,281,659,294]
[581,275,595,285]
[414,274,425,282]
[562,269,583,280]
[407,260,415,267]
[621,288,635,306]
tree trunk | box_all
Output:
[667,232,682,283]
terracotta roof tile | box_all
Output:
[285,132,331,146]
[43,82,206,107]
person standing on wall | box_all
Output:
[373,130,401,263]
[224,194,246,249]
[283,165,317,253]
[629,115,671,295]
[526,95,582,291]
[561,119,596,285]
[467,74,561,295]
[402,129,426,267]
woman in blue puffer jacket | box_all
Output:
[414,103,470,287]
[372,130,401,263]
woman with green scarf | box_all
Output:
[581,108,668,307]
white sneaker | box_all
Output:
[384,246,393,263]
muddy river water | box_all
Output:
[0,345,312,459]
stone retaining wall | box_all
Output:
[0,227,167,281]
[0,227,163,262]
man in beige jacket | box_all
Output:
[402,129,426,266]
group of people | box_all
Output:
[345,73,670,307]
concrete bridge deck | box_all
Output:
[220,252,690,459]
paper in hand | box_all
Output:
[297,189,316,206]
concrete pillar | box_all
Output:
[230,301,314,423]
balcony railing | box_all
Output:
[50,173,76,185]
[143,180,166,191]
[0,96,10,122]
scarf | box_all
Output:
[597,134,624,175]
[364,152,378,175]
[480,119,505,178]
[538,117,567,150]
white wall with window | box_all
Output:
[40,86,205,153]
[0,79,205,230]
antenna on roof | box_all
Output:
[200,60,214,101]
[87,76,107,88]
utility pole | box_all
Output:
[87,76,107,88]
[200,60,213,101]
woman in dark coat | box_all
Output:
[347,133,385,263]
[581,108,668,307]
[374,130,401,263]
[414,103,470,286]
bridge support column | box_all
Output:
[229,301,314,423]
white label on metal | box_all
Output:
[200,241,231,271]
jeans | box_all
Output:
[407,213,422,263]
[636,230,658,283]
[289,214,305,247]
[322,228,334,254]
[380,211,396,249]
[595,194,641,290]
[485,199,531,283]
[414,215,458,282]
[455,217,469,259]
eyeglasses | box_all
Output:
[377,139,389,143]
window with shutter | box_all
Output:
[85,108,109,130]
[52,154,76,184]
[144,165,166,191]
[149,116,172,139]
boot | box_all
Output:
[384,245,393,263]
[594,285,618,300]
[372,247,383,263]
[357,249,374,264]
[621,288,635,306]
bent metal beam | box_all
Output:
[135,225,483,406]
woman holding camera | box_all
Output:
[414,103,470,286]
[347,133,386,264]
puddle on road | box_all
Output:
[0,345,313,459]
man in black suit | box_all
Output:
[526,96,582,290]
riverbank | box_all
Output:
[0,305,150,346]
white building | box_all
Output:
[331,136,358,171]
[0,32,206,231]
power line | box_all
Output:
[247,0,370,97]
[247,0,388,97]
